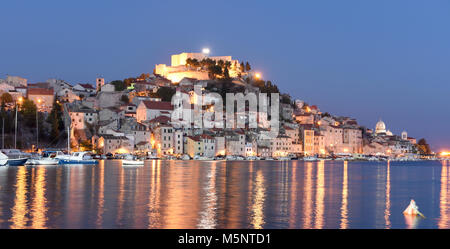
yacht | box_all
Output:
[303,156,318,161]
[121,154,144,166]
[58,152,98,165]
[0,149,29,166]
[27,150,64,165]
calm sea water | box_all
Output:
[0,160,449,229]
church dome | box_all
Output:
[375,120,386,134]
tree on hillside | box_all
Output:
[120,95,129,103]
[0,102,12,133]
[240,62,245,72]
[20,99,37,127]
[111,80,126,91]
[245,62,251,72]
[417,138,431,155]
[223,67,230,79]
[0,93,13,103]
[47,98,63,139]
[156,87,176,102]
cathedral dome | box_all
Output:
[375,120,386,134]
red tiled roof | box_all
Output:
[142,101,173,110]
[149,115,171,124]
[27,88,54,96]
[79,83,95,89]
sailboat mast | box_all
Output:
[67,126,70,154]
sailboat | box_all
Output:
[0,150,29,166]
[57,126,97,165]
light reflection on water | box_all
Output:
[0,160,449,229]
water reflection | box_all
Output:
[30,166,47,229]
[302,162,314,229]
[0,160,449,229]
[439,160,449,228]
[96,161,104,228]
[340,161,349,229]
[251,168,265,229]
[197,162,217,229]
[10,167,29,229]
[314,161,325,229]
[384,161,391,229]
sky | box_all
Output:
[1,0,449,151]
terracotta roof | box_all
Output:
[78,83,95,89]
[27,88,54,96]
[142,101,173,110]
[149,115,171,124]
[188,134,214,141]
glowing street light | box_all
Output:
[255,73,261,79]
[202,48,210,54]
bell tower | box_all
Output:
[401,131,408,140]
[96,78,104,92]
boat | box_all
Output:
[193,155,213,160]
[303,156,318,161]
[0,152,9,166]
[181,154,191,160]
[121,154,144,165]
[1,149,29,166]
[27,150,64,165]
[122,160,144,165]
[58,152,98,165]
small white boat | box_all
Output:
[181,154,191,160]
[27,151,63,165]
[0,151,8,166]
[277,157,290,161]
[58,152,98,165]
[122,160,144,165]
[193,155,213,160]
[121,154,144,165]
[303,156,318,161]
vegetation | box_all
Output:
[19,99,38,127]
[120,95,129,103]
[111,80,126,91]
[47,98,64,139]
[80,139,93,151]
[186,58,236,79]
[156,87,176,102]
[0,93,13,103]
[252,80,279,94]
[417,138,432,155]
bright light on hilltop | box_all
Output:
[202,48,210,54]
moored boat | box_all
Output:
[0,149,29,166]
[58,152,98,165]
[27,150,63,165]
[121,154,144,165]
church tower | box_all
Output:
[401,131,408,140]
[96,78,104,92]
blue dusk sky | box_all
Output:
[1,0,449,151]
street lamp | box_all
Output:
[255,73,261,79]
[14,97,23,149]
[202,48,210,55]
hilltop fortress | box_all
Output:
[154,52,242,83]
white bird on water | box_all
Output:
[403,199,425,218]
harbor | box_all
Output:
[0,160,449,229]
